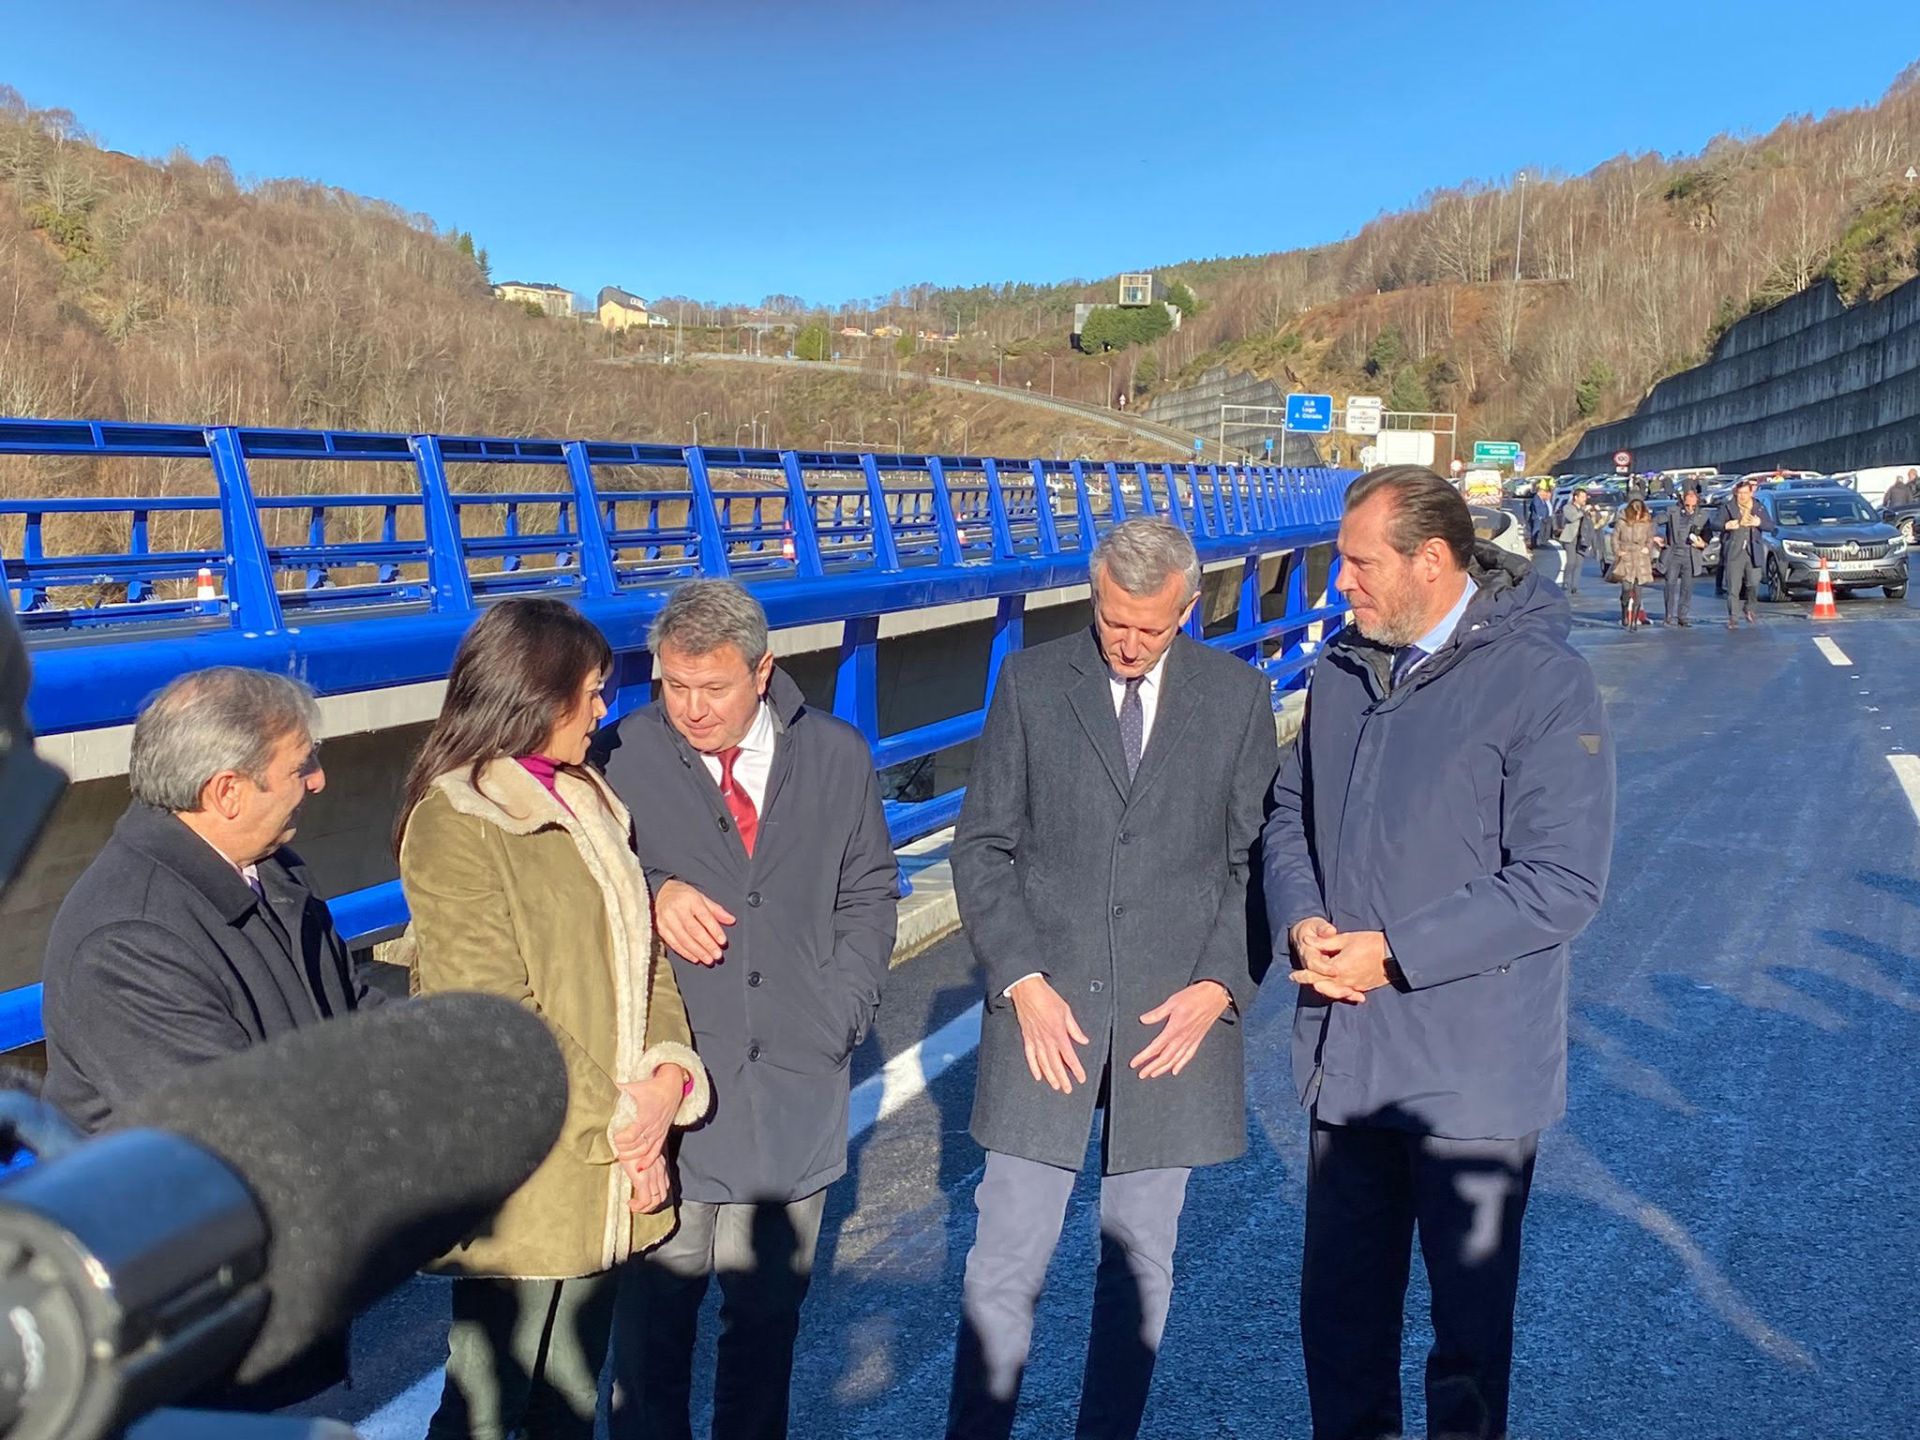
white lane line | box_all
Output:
[356,1002,987,1440]
[1813,636,1851,666]
[848,1000,983,1137]
[1888,755,1920,825]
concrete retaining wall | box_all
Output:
[1144,367,1326,464]
[1562,275,1920,474]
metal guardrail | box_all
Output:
[0,417,1353,1049]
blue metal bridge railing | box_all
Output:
[0,417,1353,1049]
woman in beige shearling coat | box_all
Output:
[396,597,709,1440]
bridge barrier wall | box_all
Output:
[0,417,1354,1047]
[1561,275,1920,475]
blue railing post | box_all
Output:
[922,457,965,566]
[128,509,151,603]
[682,447,733,578]
[563,440,620,600]
[606,647,653,725]
[981,459,1019,559]
[1134,462,1157,519]
[1238,554,1262,631]
[834,614,881,742]
[407,434,475,614]
[1068,461,1098,549]
[1161,464,1186,530]
[1026,460,1062,554]
[778,451,827,579]
[986,593,1025,696]
[206,426,286,632]
[858,454,902,572]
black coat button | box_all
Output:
[1118,831,1133,844]
[748,1043,762,1061]
[748,971,763,987]
[716,816,731,833]
[747,892,762,907]
[1112,904,1125,918]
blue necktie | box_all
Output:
[1391,645,1426,688]
[1119,678,1145,779]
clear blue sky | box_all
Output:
[5,0,1918,306]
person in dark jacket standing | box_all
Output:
[945,519,1279,1440]
[42,666,382,1135]
[1656,488,1710,626]
[1718,479,1777,626]
[600,580,897,1440]
[1263,467,1615,1440]
[1883,470,1917,511]
[39,666,382,1410]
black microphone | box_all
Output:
[0,992,567,1440]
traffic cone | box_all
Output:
[780,522,796,563]
[195,566,217,601]
[1810,558,1839,621]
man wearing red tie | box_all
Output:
[599,579,898,1440]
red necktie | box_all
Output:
[718,747,758,856]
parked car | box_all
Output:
[1469,504,1531,563]
[1756,485,1908,601]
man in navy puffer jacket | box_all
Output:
[1263,465,1615,1440]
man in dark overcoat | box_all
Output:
[600,579,897,1440]
[945,518,1280,1440]
[1657,487,1711,625]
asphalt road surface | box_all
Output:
[303,555,1920,1438]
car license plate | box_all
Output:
[1833,559,1878,573]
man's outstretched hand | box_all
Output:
[1008,976,1090,1094]
[1129,980,1232,1079]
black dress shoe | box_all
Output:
[1678,618,1692,627]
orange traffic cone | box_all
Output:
[195,565,217,601]
[1811,558,1839,621]
[780,523,796,563]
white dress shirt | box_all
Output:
[1108,651,1166,749]
[698,699,777,811]
[1399,576,1478,681]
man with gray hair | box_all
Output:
[946,517,1280,1438]
[42,665,381,1133]
[599,579,896,1440]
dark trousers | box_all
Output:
[609,1190,827,1440]
[1301,1119,1538,1440]
[946,1149,1191,1440]
[1662,564,1693,620]
[427,1274,615,1440]
[1726,545,1762,616]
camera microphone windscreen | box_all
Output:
[117,992,567,1384]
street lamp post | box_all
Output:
[996,347,1004,388]
[1099,359,1114,408]
[691,410,711,445]
[1047,353,1056,397]
[735,421,752,447]
[753,409,771,448]
[894,416,905,451]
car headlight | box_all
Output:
[1889,536,1908,555]
[1781,541,1816,558]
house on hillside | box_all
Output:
[1071,270,1184,352]
[597,287,653,333]
[493,281,575,318]
[839,326,868,339]
[646,312,671,328]
[873,324,904,339]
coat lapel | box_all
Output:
[1065,631,1131,799]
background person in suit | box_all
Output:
[1264,466,1614,1440]
[945,518,1279,1440]
[600,579,897,1440]
[1554,489,1600,596]
[1656,488,1710,625]
[1717,479,1777,626]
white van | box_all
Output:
[1829,465,1920,508]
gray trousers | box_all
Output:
[1557,544,1583,594]
[428,1274,615,1440]
[608,1190,828,1440]
[1662,563,1693,620]
[1726,544,1762,616]
[946,1150,1191,1440]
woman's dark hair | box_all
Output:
[1623,498,1650,523]
[392,597,614,855]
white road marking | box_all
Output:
[1888,755,1920,825]
[1813,637,1851,666]
[357,1002,988,1440]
